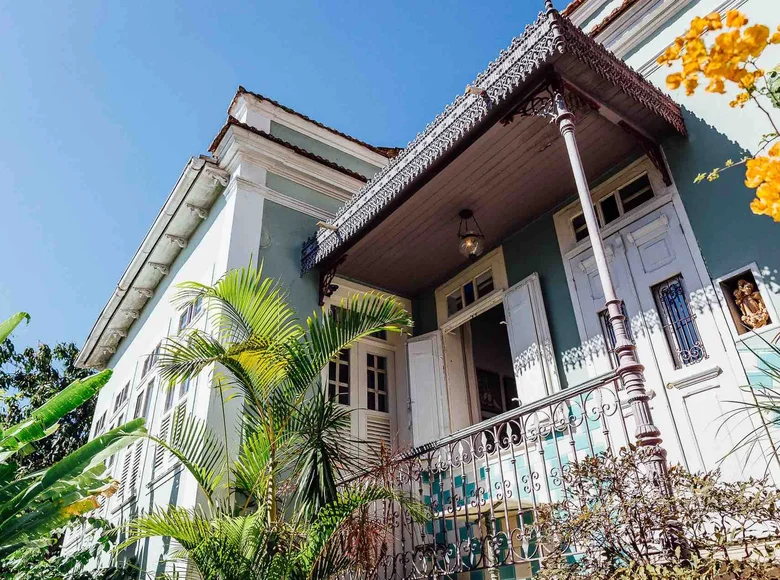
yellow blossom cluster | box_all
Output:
[746,143,780,221]
[657,10,780,104]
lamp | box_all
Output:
[457,209,485,260]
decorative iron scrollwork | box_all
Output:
[318,255,347,306]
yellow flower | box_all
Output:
[726,10,748,28]
[769,142,780,157]
[705,12,723,30]
[706,78,725,93]
[666,72,684,89]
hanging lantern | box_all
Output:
[457,209,485,260]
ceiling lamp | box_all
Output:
[457,209,485,260]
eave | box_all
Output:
[76,157,229,369]
[300,7,686,275]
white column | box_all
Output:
[551,87,669,481]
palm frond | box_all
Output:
[148,411,227,502]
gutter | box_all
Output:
[75,156,209,368]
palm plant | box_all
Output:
[122,265,426,579]
[0,312,145,557]
[720,330,780,475]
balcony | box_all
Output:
[362,370,632,579]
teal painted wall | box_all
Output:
[663,110,780,298]
[502,214,581,389]
[266,172,344,215]
[269,121,383,179]
[412,292,438,337]
[258,200,320,321]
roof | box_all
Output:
[561,0,587,16]
[229,86,398,159]
[209,116,369,183]
[76,157,230,368]
[300,6,686,275]
[587,0,641,38]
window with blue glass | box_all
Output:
[652,275,706,368]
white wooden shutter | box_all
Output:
[407,331,449,447]
[154,415,170,473]
[129,441,142,494]
[120,451,132,499]
[503,273,560,406]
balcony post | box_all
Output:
[551,86,670,484]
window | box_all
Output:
[328,349,350,405]
[366,354,388,412]
[114,382,130,412]
[133,380,154,420]
[93,412,107,436]
[179,375,195,397]
[571,174,655,242]
[446,268,495,317]
[164,383,176,412]
[178,296,203,332]
[652,275,706,368]
[141,342,162,378]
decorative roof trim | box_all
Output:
[209,116,369,183]
[300,7,685,274]
[229,86,397,159]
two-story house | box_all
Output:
[65,1,780,578]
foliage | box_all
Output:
[719,331,780,475]
[536,446,780,579]
[121,264,427,579]
[0,312,146,558]
[0,337,95,475]
[0,519,137,580]
[657,9,780,221]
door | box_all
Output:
[569,203,746,477]
[407,331,450,447]
[325,341,396,462]
[503,273,561,406]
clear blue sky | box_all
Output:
[0,0,541,350]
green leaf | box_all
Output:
[0,312,30,343]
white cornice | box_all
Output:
[570,0,612,27]
[215,125,363,203]
[233,93,390,169]
[76,158,229,369]
[233,176,335,221]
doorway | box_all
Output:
[566,202,747,476]
[468,304,518,421]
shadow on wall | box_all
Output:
[663,108,779,297]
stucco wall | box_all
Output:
[270,121,383,179]
[257,200,321,320]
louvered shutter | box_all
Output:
[120,451,132,499]
[154,415,170,473]
[407,331,449,447]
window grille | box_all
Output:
[328,349,350,405]
[652,275,706,368]
[366,354,388,412]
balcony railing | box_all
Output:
[369,370,635,580]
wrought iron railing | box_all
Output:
[369,370,635,580]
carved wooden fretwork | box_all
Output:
[500,77,595,125]
[301,7,686,274]
[618,121,672,186]
[319,255,347,306]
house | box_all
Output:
[64,1,780,578]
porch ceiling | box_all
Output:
[301,7,685,296]
[340,110,640,295]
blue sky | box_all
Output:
[0,0,541,350]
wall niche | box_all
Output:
[718,268,772,336]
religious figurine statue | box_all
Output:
[733,279,770,330]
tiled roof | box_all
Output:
[231,86,397,159]
[588,0,641,37]
[561,0,587,17]
[209,116,369,183]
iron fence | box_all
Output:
[370,370,637,579]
